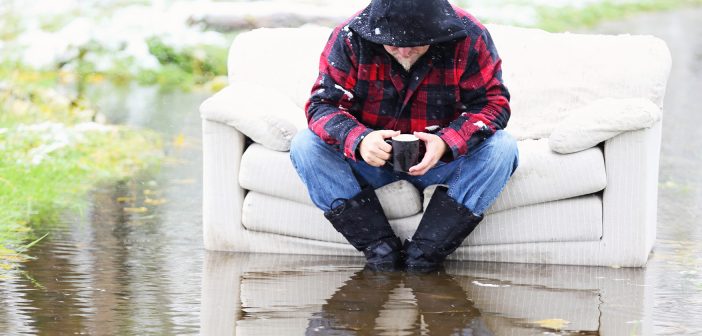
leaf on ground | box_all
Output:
[173,133,186,148]
[143,189,158,196]
[116,196,135,203]
[172,178,196,185]
[123,207,148,213]
[534,319,570,330]
[144,198,167,206]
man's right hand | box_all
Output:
[359,130,400,167]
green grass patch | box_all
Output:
[537,0,702,32]
[135,37,229,91]
[0,65,164,270]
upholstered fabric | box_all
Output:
[228,26,331,108]
[242,191,602,246]
[199,82,307,151]
[240,148,422,218]
[240,139,606,215]
[490,25,671,140]
[203,121,662,266]
[240,144,424,219]
[549,97,661,154]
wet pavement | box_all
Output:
[1,7,702,336]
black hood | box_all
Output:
[348,0,469,47]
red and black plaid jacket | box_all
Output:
[305,7,510,161]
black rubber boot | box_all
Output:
[404,186,483,272]
[324,188,402,271]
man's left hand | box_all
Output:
[408,132,448,176]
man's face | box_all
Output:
[383,45,430,71]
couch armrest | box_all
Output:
[601,120,662,265]
[202,118,248,251]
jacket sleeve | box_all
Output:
[437,28,511,159]
[305,27,372,161]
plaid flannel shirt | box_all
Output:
[305,7,510,161]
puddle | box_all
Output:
[2,7,702,336]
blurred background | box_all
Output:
[1,0,701,335]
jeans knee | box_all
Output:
[290,128,342,171]
[290,129,320,163]
[489,131,519,171]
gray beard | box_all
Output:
[397,58,414,71]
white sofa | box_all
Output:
[200,24,671,267]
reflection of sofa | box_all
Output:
[200,253,650,335]
[200,23,671,266]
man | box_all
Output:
[290,0,518,271]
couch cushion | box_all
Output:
[421,138,607,215]
[240,138,606,215]
[242,192,603,246]
[228,26,331,108]
[489,24,671,141]
[548,97,661,154]
[200,83,308,151]
[240,145,422,219]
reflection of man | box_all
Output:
[305,268,492,335]
[290,0,518,271]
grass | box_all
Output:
[0,64,164,271]
[455,0,702,31]
[536,0,702,32]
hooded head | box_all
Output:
[348,0,468,47]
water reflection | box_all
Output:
[308,269,487,335]
[202,253,651,335]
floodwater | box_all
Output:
[2,7,702,336]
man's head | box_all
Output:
[383,45,430,71]
[349,0,467,48]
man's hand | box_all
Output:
[359,130,401,167]
[408,132,448,176]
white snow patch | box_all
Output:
[334,84,354,99]
[7,1,227,70]
[473,120,487,129]
[12,121,116,165]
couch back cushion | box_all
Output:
[488,25,671,139]
[228,26,331,109]
[228,24,671,140]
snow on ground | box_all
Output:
[8,121,114,166]
[3,0,227,70]
[1,0,643,70]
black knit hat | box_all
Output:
[348,0,468,47]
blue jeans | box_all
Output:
[290,129,519,215]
